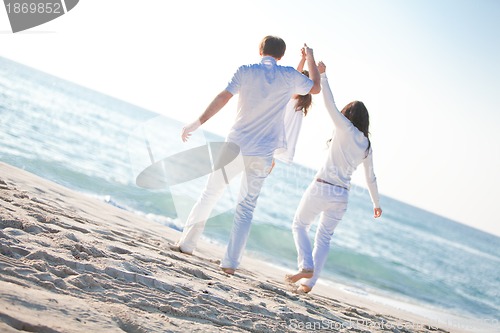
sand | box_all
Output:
[0,162,475,333]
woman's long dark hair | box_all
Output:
[294,70,312,116]
[342,100,371,154]
[327,100,371,156]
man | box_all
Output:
[173,35,321,275]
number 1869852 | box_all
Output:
[5,2,63,14]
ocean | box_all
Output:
[1,56,499,332]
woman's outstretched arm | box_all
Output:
[319,62,351,130]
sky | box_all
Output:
[1,0,499,237]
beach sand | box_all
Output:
[0,162,471,333]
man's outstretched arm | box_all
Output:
[181,90,233,142]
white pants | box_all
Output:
[292,181,348,288]
[178,155,273,269]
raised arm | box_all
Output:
[181,90,233,142]
[297,47,306,72]
[303,44,321,94]
[318,61,350,130]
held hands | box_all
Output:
[181,119,201,142]
[373,207,382,219]
[300,47,307,61]
[303,43,314,58]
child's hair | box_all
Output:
[259,35,286,59]
[294,70,312,116]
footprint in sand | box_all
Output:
[107,245,132,255]
[180,266,212,280]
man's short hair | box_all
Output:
[260,36,286,59]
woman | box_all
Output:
[274,47,313,164]
[286,61,382,294]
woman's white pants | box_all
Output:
[292,181,348,288]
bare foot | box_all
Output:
[221,267,235,275]
[168,243,193,255]
[296,284,312,294]
[284,269,314,284]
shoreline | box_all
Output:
[252,259,493,333]
[0,162,489,332]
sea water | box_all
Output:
[0,56,498,331]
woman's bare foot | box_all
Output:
[284,269,314,284]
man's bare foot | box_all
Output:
[168,243,193,255]
[221,267,235,275]
[284,269,314,284]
